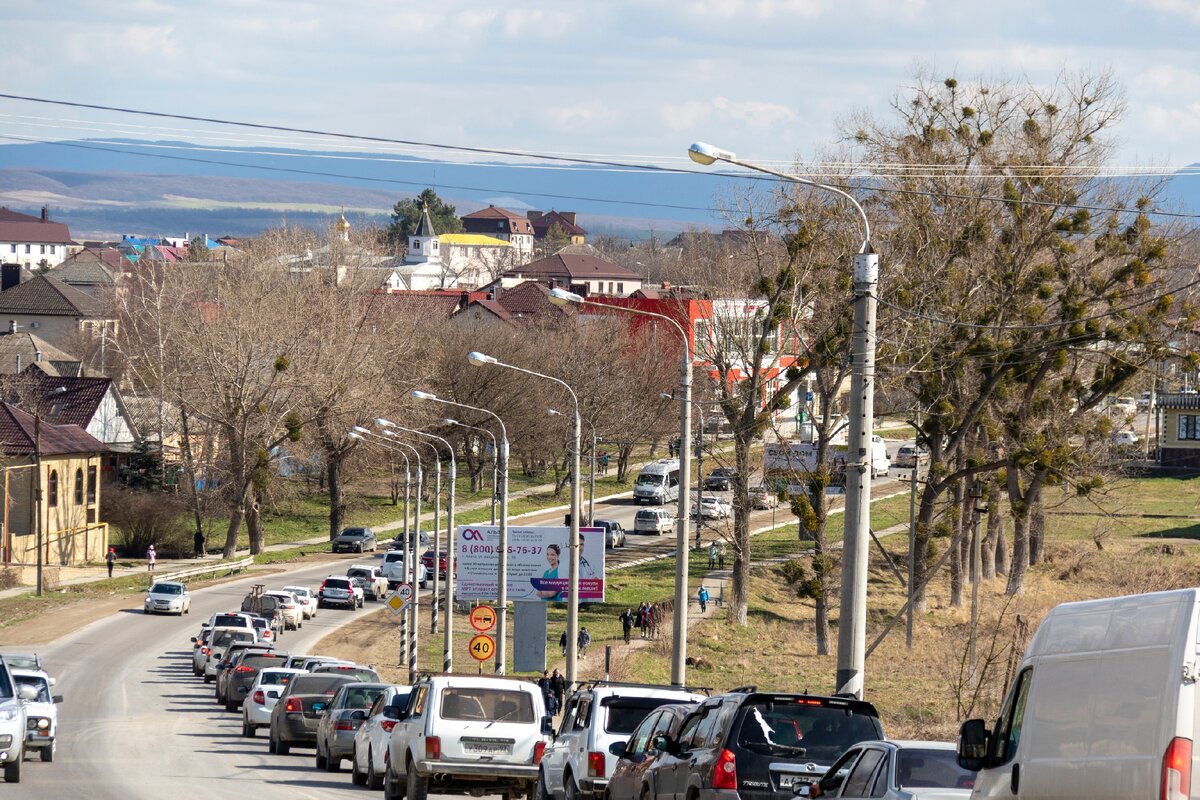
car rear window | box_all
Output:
[441,687,535,722]
[291,675,354,695]
[603,697,691,735]
[325,579,351,589]
[315,666,381,682]
[243,654,288,670]
[214,614,248,627]
[897,748,976,789]
[213,630,255,647]
[259,671,295,686]
[342,686,387,709]
[734,700,882,762]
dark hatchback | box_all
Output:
[644,689,883,800]
[703,468,738,492]
[332,527,378,553]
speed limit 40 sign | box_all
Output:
[469,634,496,662]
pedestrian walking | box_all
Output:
[559,630,568,657]
[708,541,718,569]
[698,585,710,613]
[105,546,116,578]
[647,604,659,639]
[550,668,566,713]
[578,627,592,658]
[619,608,634,644]
[599,452,610,475]
[146,544,156,572]
[637,603,649,639]
[194,530,205,559]
[717,541,726,570]
[538,670,554,713]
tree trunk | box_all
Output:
[1029,496,1045,565]
[327,449,346,541]
[223,503,243,558]
[981,481,1001,579]
[616,443,634,483]
[1005,512,1029,596]
[811,467,832,655]
[950,478,966,607]
[728,430,752,625]
[912,488,940,612]
[247,485,266,555]
[994,516,1008,576]
[177,401,206,550]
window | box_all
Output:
[617,282,624,294]
[74,468,84,504]
[994,668,1033,765]
[842,749,886,797]
[689,703,722,748]
[40,245,46,254]
[49,245,55,254]
[432,241,438,251]
[627,711,661,756]
[1178,415,1200,441]
[819,749,862,795]
[87,465,97,504]
[413,239,420,249]
[48,470,58,507]
[25,244,30,254]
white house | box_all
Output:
[0,207,76,270]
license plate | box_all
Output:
[779,775,802,788]
[464,742,511,755]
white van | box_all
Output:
[958,588,1200,800]
[633,459,680,505]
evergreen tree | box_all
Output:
[387,189,462,245]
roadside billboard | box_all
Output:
[455,525,605,602]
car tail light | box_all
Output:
[252,690,265,705]
[534,742,548,765]
[235,665,254,673]
[381,720,397,733]
[285,697,303,713]
[335,720,356,731]
[425,736,441,760]
[712,748,737,790]
[201,647,210,655]
[1162,737,1192,800]
[587,751,604,777]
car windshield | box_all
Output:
[636,473,664,486]
[340,686,387,709]
[13,674,49,702]
[734,702,882,761]
[441,688,535,722]
[150,583,182,595]
[341,530,367,538]
[896,748,977,789]
[0,664,12,700]
[604,697,691,735]
[290,675,354,695]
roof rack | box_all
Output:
[574,679,713,696]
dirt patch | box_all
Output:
[0,566,290,646]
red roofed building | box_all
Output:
[527,211,586,246]
[498,252,643,297]
[0,207,76,270]
[0,402,108,569]
[452,281,570,327]
[461,205,535,262]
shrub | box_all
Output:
[103,486,192,558]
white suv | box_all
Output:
[537,683,705,800]
[347,565,389,601]
[11,667,60,763]
[633,508,673,534]
[384,675,551,800]
[381,549,429,589]
[0,656,36,783]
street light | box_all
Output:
[467,352,583,686]
[687,141,877,699]
[444,418,498,525]
[548,288,694,687]
[550,409,598,526]
[413,389,511,675]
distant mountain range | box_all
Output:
[0,139,1195,241]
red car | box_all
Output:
[421,550,449,579]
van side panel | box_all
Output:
[1017,592,1193,800]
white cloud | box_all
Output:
[1135,63,1200,95]
[661,97,797,132]
[1126,0,1200,24]
[541,103,603,132]
[678,0,821,19]
[1141,102,1200,143]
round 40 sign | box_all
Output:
[469,634,496,662]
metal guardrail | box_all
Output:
[158,556,254,583]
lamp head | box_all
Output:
[374,418,396,429]
[412,390,438,401]
[660,392,674,400]
[467,351,498,367]
[548,408,564,417]
[347,430,364,441]
[548,287,584,306]
[688,141,736,166]
[352,425,371,434]
[443,418,459,426]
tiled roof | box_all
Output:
[460,299,516,322]
[29,375,112,428]
[462,205,534,236]
[0,208,74,245]
[0,275,107,317]
[0,402,106,456]
[529,211,586,238]
[495,280,559,316]
[0,333,80,377]
[51,256,118,287]
[503,253,640,281]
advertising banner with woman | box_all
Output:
[455,525,605,602]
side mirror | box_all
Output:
[52,695,64,704]
[651,734,675,755]
[16,684,37,702]
[350,709,368,721]
[541,716,554,736]
[382,706,401,720]
[793,783,813,797]
[190,637,198,645]
[958,718,991,771]
[609,741,627,758]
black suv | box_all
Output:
[703,468,737,492]
[645,689,883,800]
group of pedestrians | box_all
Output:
[617,601,663,642]
[537,669,567,715]
[707,540,727,569]
[558,627,592,658]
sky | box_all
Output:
[2,0,1200,174]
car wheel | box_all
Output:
[225,698,238,713]
[367,747,384,790]
[325,750,340,772]
[41,741,55,762]
[382,762,403,800]
[204,673,213,684]
[277,737,291,756]
[352,746,368,785]
[407,760,429,800]
[534,769,551,800]
[268,734,278,754]
[565,775,581,800]
[242,719,254,738]
[3,752,20,782]
[316,742,328,770]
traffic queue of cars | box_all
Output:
[0,652,63,783]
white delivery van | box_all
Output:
[958,588,1200,800]
[633,459,680,505]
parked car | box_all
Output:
[388,530,431,552]
[749,485,779,509]
[422,549,450,580]
[634,508,673,535]
[332,526,378,553]
[893,445,929,469]
[296,655,352,672]
[0,656,36,782]
[318,576,364,609]
[264,590,304,630]
[191,628,214,676]
[347,565,389,601]
[805,740,975,800]
[694,496,732,520]
[703,468,737,492]
[640,689,884,800]
[242,667,302,737]
[11,667,60,763]
[383,674,552,800]
[1139,390,1153,409]
[204,627,258,683]
[351,684,413,788]
[593,519,627,549]
[314,682,391,772]
[311,663,382,683]
[268,672,358,755]
[538,683,705,800]
[203,611,255,633]
[1111,430,1140,448]
[143,581,191,615]
[249,615,280,644]
[214,644,277,707]
[381,549,429,589]
[221,650,290,713]
[281,585,318,619]
[607,704,696,800]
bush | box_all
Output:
[103,486,192,558]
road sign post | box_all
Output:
[469,605,497,633]
[469,633,496,674]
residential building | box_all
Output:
[1158,392,1200,466]
[0,274,115,351]
[0,207,76,270]
[461,205,535,262]
[437,233,516,289]
[0,402,107,569]
[47,250,122,297]
[452,281,570,327]
[28,374,139,456]
[0,333,82,377]
[497,252,643,297]
[527,211,586,247]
